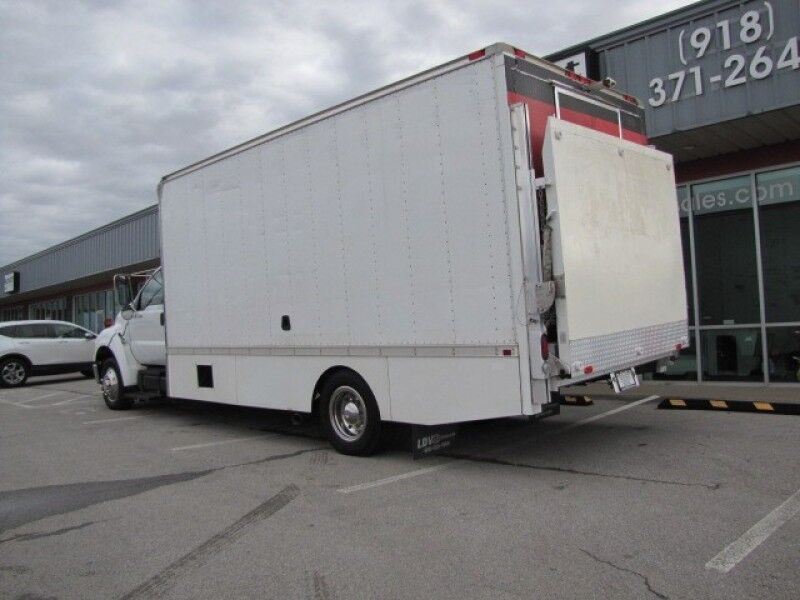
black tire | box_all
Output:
[319,371,381,456]
[0,357,29,388]
[80,369,94,379]
[99,358,132,410]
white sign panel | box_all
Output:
[4,272,19,294]
[554,53,587,77]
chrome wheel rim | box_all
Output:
[2,361,25,385]
[101,367,119,403]
[329,385,367,442]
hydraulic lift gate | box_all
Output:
[541,117,688,380]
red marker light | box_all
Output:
[513,47,526,59]
[675,343,683,350]
[502,348,512,356]
[583,365,594,375]
[468,49,486,61]
[540,334,549,360]
[566,70,593,86]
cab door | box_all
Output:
[127,270,166,366]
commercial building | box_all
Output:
[1,0,798,384]
[0,206,159,332]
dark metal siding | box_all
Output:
[0,205,160,300]
[595,0,800,138]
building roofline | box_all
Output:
[546,0,735,60]
[1,204,158,272]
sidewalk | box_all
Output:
[562,379,800,404]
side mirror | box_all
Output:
[84,332,97,340]
[121,305,135,321]
[114,274,133,309]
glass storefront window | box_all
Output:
[691,176,760,326]
[0,305,25,321]
[757,166,800,324]
[29,298,68,321]
[701,328,763,382]
[652,331,697,381]
[766,326,800,383]
[74,289,116,333]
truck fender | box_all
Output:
[97,333,143,388]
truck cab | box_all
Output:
[93,268,166,408]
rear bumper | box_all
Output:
[553,320,689,388]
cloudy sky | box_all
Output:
[0,0,695,266]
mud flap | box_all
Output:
[411,424,458,459]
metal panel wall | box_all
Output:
[0,205,160,300]
[596,0,800,138]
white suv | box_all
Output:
[0,320,97,387]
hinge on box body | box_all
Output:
[533,276,565,313]
[533,176,552,190]
[534,281,555,313]
[542,350,570,377]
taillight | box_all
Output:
[565,70,593,86]
[540,334,549,360]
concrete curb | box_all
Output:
[560,395,594,406]
[658,398,800,415]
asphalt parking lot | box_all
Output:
[1,376,798,599]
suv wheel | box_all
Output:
[0,357,29,388]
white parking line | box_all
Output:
[338,463,453,494]
[83,415,143,425]
[17,391,67,404]
[337,395,661,494]
[170,435,269,452]
[17,394,97,409]
[46,394,98,407]
[0,397,34,409]
[705,487,800,573]
[559,395,660,432]
[0,391,98,409]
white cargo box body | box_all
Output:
[159,44,687,425]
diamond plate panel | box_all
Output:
[568,320,688,374]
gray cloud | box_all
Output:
[0,0,694,265]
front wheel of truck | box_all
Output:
[320,371,382,456]
[100,358,132,410]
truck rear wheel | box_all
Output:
[320,371,381,456]
[100,358,132,410]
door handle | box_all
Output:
[160,313,165,326]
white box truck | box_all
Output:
[93,43,688,455]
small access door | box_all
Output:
[541,116,688,382]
